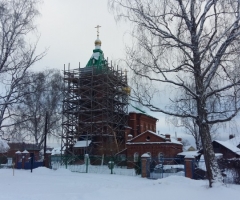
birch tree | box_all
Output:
[166,84,219,150]
[109,0,240,187]
[0,0,46,137]
[9,69,63,148]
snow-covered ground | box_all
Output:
[0,167,239,200]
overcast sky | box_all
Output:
[33,0,128,72]
[31,0,233,146]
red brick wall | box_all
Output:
[185,157,194,179]
[131,132,165,143]
[128,112,157,138]
[126,113,182,160]
[126,143,182,158]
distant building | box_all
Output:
[62,29,183,159]
[212,140,240,159]
[125,112,157,139]
[125,130,182,159]
[183,145,196,152]
[7,142,40,160]
[228,135,240,149]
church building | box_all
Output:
[62,26,183,160]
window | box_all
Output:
[158,152,164,161]
[134,152,139,162]
[146,136,150,141]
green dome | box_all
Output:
[85,35,108,73]
[86,48,105,68]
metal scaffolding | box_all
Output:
[62,62,129,156]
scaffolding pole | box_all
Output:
[62,62,128,156]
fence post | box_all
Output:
[65,155,68,169]
[15,151,22,169]
[85,154,89,173]
[184,155,195,179]
[45,151,52,168]
[141,153,150,178]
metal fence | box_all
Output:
[218,158,240,184]
[0,156,14,168]
[194,158,240,184]
[149,157,185,179]
[50,155,141,176]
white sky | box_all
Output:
[33,0,128,71]
[30,0,234,147]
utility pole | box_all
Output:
[43,111,48,167]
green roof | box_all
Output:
[85,48,108,72]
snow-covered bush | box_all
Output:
[0,139,9,153]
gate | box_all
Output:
[149,157,185,179]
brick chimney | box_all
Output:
[229,134,235,139]
[165,134,171,141]
[177,138,182,142]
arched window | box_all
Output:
[146,135,150,141]
[134,152,139,162]
[158,152,164,161]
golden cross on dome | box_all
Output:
[95,25,101,37]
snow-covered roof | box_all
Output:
[183,145,196,151]
[22,150,29,154]
[185,155,195,159]
[169,137,182,145]
[127,142,180,145]
[0,139,9,153]
[127,130,182,145]
[128,130,165,142]
[74,140,91,148]
[91,52,100,60]
[228,135,240,146]
[177,151,200,157]
[141,153,150,158]
[214,140,240,156]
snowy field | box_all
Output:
[0,167,239,200]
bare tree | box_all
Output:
[9,69,63,148]
[181,138,191,147]
[109,0,240,187]
[0,0,46,138]
[166,84,219,150]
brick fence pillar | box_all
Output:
[44,151,52,168]
[184,155,195,179]
[22,150,30,169]
[15,151,22,168]
[141,153,150,178]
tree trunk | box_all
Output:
[198,106,223,187]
